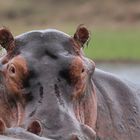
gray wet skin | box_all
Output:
[0,26,139,140]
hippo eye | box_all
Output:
[8,64,16,75]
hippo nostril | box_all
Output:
[71,134,80,140]
[80,124,96,140]
[0,119,6,134]
[27,120,42,136]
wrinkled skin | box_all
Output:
[0,26,139,140]
[0,26,96,140]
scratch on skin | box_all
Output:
[39,86,43,103]
[54,84,64,107]
[29,108,37,117]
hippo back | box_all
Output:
[93,68,140,140]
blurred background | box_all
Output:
[0,0,140,84]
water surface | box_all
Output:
[96,62,140,85]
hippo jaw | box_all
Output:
[0,83,25,128]
[0,26,97,140]
[0,56,26,127]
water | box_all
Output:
[96,62,140,85]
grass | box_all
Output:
[83,29,140,61]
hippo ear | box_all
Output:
[73,25,90,47]
[0,28,15,52]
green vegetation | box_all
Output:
[83,29,140,61]
[0,0,140,62]
[0,0,140,61]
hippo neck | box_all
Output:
[73,77,97,129]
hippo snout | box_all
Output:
[26,119,96,140]
[66,124,96,140]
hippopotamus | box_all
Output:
[0,26,139,140]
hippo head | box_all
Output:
[0,26,96,140]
